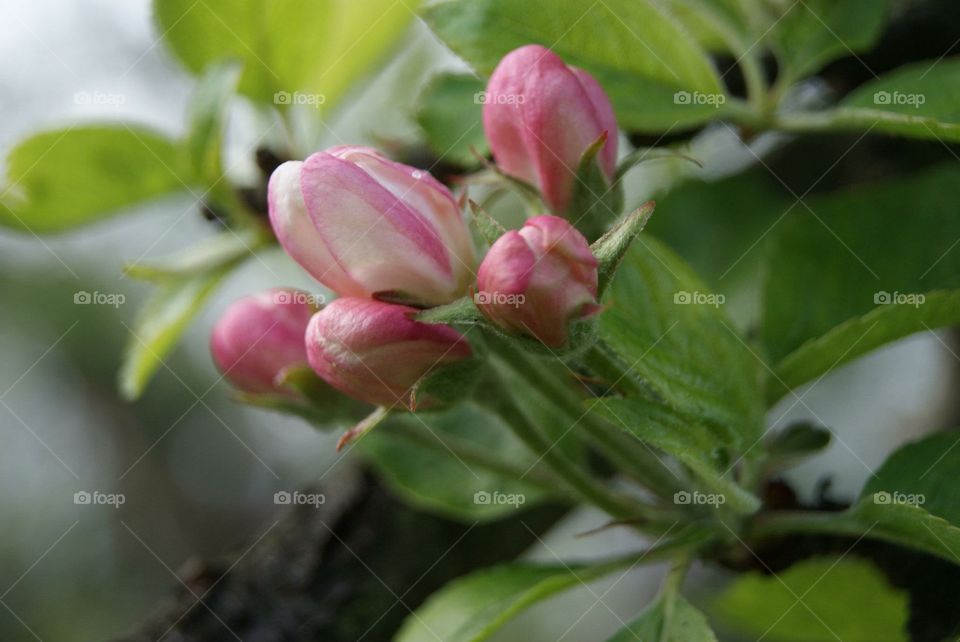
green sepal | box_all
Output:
[476,315,600,358]
[468,199,507,246]
[337,406,391,451]
[372,290,433,308]
[414,296,486,325]
[565,131,624,238]
[470,146,546,211]
[417,296,600,357]
[233,366,369,429]
[591,201,657,297]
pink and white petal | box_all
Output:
[268,161,366,297]
[477,230,537,296]
[483,45,549,186]
[570,67,618,178]
[523,215,598,272]
[300,153,458,304]
[343,149,476,282]
[520,55,607,213]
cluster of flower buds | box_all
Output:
[212,146,477,412]
[210,44,619,423]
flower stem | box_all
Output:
[478,378,643,522]
[498,343,684,496]
[389,421,561,493]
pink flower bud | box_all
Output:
[305,297,472,409]
[476,215,600,347]
[210,288,319,394]
[268,146,475,306]
[483,45,618,214]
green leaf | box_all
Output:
[185,60,243,184]
[124,228,267,281]
[395,542,693,642]
[780,59,960,142]
[589,397,721,470]
[771,0,890,83]
[712,556,909,642]
[662,0,754,53]
[415,72,488,166]
[154,0,417,108]
[598,238,765,451]
[762,164,960,401]
[850,499,960,564]
[606,594,717,642]
[590,396,761,514]
[360,403,555,522]
[770,289,960,402]
[421,0,726,132]
[836,58,960,142]
[645,169,790,290]
[119,264,239,400]
[861,431,960,525]
[1,126,193,233]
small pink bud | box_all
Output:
[268,146,475,306]
[305,297,472,409]
[483,45,618,214]
[210,288,319,394]
[476,215,599,347]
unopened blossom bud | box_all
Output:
[476,215,600,347]
[483,45,618,214]
[210,288,319,394]
[268,145,475,306]
[305,297,472,409]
